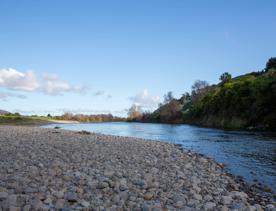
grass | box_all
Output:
[0,114,53,125]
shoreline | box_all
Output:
[0,126,275,210]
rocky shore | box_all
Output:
[0,126,275,210]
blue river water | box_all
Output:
[42,122,276,191]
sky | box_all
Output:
[0,0,275,116]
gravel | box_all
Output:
[0,125,275,210]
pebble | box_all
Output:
[55,199,65,209]
[81,200,90,207]
[204,202,216,210]
[64,192,78,202]
[144,192,154,200]
[222,195,232,205]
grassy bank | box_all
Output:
[0,114,54,125]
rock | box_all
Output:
[0,192,8,200]
[38,163,44,168]
[22,205,31,211]
[97,181,109,189]
[81,200,90,207]
[231,191,248,200]
[52,190,64,198]
[204,194,213,201]
[204,202,216,210]
[30,197,43,210]
[193,193,202,201]
[44,197,52,204]
[266,204,275,210]
[245,205,257,211]
[174,200,184,208]
[55,199,65,209]
[103,170,115,177]
[231,202,246,210]
[141,204,150,211]
[119,190,129,201]
[119,178,128,191]
[65,192,78,202]
[7,195,17,206]
[254,204,264,211]
[144,192,154,200]
[8,206,20,211]
[112,194,120,203]
[221,195,232,205]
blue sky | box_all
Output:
[0,0,275,116]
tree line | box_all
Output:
[128,57,276,131]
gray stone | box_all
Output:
[55,199,65,209]
[97,181,109,189]
[81,200,90,207]
[23,205,31,211]
[0,192,8,200]
[119,178,128,191]
[204,202,216,210]
[221,195,232,205]
[65,192,78,202]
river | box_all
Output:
[43,122,276,191]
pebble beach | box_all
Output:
[0,126,275,211]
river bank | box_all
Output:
[0,126,275,210]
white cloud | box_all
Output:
[0,68,39,91]
[0,92,26,101]
[130,89,160,108]
[0,68,87,95]
[43,81,85,95]
[43,73,58,81]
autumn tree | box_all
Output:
[127,104,143,120]
[159,99,182,122]
[191,80,210,103]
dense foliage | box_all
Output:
[0,112,125,124]
[186,68,276,130]
[136,58,276,131]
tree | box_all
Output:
[191,80,210,103]
[127,104,143,120]
[219,72,232,84]
[159,99,182,122]
[266,57,276,71]
[163,91,174,104]
[191,80,209,94]
[180,92,191,104]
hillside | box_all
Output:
[137,58,276,131]
[0,110,10,115]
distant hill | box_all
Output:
[135,57,276,131]
[0,110,10,115]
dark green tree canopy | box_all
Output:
[219,72,232,83]
[266,57,276,71]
